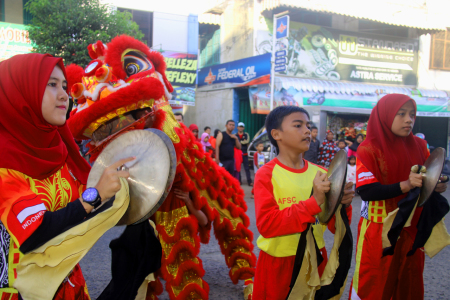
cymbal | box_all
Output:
[318,150,348,224]
[418,147,445,207]
[87,129,177,225]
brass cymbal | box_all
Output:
[318,150,348,224]
[87,129,177,225]
[418,147,445,207]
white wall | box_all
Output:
[417,34,450,91]
[153,12,188,52]
[184,89,234,132]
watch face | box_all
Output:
[83,188,99,202]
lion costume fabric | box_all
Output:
[66,35,256,300]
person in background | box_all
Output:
[216,120,241,176]
[348,134,364,158]
[204,126,211,136]
[188,124,200,142]
[209,129,219,157]
[200,132,214,153]
[237,122,253,186]
[347,155,356,191]
[337,139,348,152]
[174,112,183,123]
[304,126,320,164]
[318,130,340,168]
[251,142,266,199]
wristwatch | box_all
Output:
[81,187,102,209]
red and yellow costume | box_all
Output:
[0,54,92,299]
[253,158,351,300]
[66,36,256,300]
[349,95,430,300]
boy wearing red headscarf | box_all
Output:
[253,106,355,299]
[349,95,448,300]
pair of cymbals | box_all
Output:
[87,129,177,225]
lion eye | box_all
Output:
[123,51,152,77]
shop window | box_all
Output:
[359,20,409,38]
[23,0,33,25]
[118,8,153,46]
[430,29,450,71]
[199,28,220,68]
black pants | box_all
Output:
[221,159,235,177]
[240,155,252,185]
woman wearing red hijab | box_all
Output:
[349,95,447,300]
[188,124,201,142]
[0,54,131,299]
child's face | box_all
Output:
[391,100,415,137]
[357,135,363,143]
[256,143,264,152]
[349,158,356,165]
[338,142,346,149]
[272,112,311,154]
[204,136,209,142]
[326,132,334,141]
[311,128,318,139]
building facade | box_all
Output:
[190,0,450,154]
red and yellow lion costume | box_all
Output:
[66,35,256,300]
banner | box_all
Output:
[162,51,197,106]
[197,53,271,91]
[256,19,419,86]
[0,22,33,62]
[250,85,450,116]
[249,84,301,114]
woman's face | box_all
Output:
[357,135,364,143]
[391,100,415,137]
[326,132,334,141]
[41,66,68,126]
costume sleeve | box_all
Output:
[0,169,87,248]
[254,165,322,238]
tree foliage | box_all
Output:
[25,0,144,66]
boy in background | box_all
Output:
[253,106,354,299]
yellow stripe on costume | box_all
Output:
[352,218,370,296]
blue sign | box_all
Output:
[275,50,287,57]
[275,65,286,72]
[275,15,289,40]
[275,57,287,65]
[197,53,271,90]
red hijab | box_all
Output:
[0,54,90,183]
[357,94,428,186]
[188,124,200,141]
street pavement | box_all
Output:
[80,177,450,299]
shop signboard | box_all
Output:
[0,22,33,62]
[197,53,271,91]
[249,85,450,116]
[162,51,198,106]
[256,20,419,86]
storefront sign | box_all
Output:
[197,53,271,91]
[249,85,450,116]
[0,22,33,62]
[305,91,449,116]
[256,20,419,85]
[162,51,197,106]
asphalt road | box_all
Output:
[80,181,450,300]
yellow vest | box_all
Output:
[257,161,327,257]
